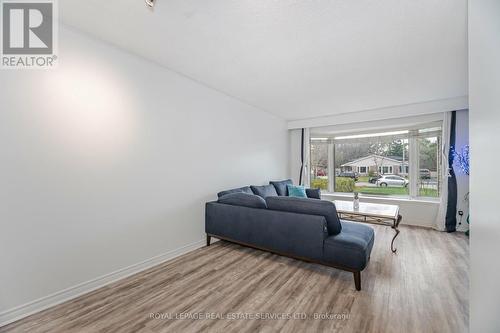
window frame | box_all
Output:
[309,122,442,200]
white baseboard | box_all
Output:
[0,238,208,327]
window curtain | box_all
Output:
[297,128,310,187]
[434,111,457,231]
[299,128,305,185]
[445,111,458,232]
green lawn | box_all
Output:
[355,186,409,196]
[418,188,439,197]
[357,176,370,182]
[311,177,439,198]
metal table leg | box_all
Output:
[390,214,402,253]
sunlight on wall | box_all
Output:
[42,58,139,158]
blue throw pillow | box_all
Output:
[270,179,293,196]
[250,184,278,199]
[306,188,321,199]
[218,193,267,209]
[217,186,253,198]
[287,185,307,198]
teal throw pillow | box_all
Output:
[287,185,307,198]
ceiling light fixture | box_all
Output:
[145,0,155,8]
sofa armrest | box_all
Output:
[206,202,328,261]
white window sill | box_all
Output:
[320,192,441,204]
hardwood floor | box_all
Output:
[0,225,469,333]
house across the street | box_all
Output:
[341,154,409,176]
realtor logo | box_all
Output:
[1,0,58,68]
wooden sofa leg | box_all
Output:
[206,235,211,247]
[354,271,361,291]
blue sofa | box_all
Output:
[205,180,374,290]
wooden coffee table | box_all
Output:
[334,200,402,253]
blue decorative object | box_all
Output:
[452,144,470,236]
[453,145,470,175]
[287,185,307,198]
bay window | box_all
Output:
[309,124,442,199]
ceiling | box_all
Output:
[60,0,468,121]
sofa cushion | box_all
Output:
[206,201,327,261]
[287,185,307,198]
[217,192,267,209]
[323,221,375,271]
[251,184,278,199]
[306,188,321,199]
[217,186,253,198]
[269,179,293,196]
[265,196,342,235]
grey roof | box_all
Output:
[341,154,408,167]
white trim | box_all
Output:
[322,192,441,228]
[327,142,335,193]
[434,112,452,231]
[287,96,468,129]
[322,192,440,204]
[312,114,444,137]
[0,238,209,327]
[408,129,419,197]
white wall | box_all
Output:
[469,0,500,331]
[289,129,303,185]
[0,26,288,322]
[288,97,468,129]
[323,193,439,228]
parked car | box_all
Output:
[369,175,381,184]
[376,175,409,187]
[420,169,431,179]
[338,171,358,181]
